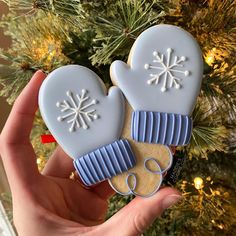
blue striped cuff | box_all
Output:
[74,139,136,186]
[131,111,192,146]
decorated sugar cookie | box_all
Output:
[38,25,203,197]
[110,24,203,146]
[109,24,203,196]
[39,65,136,186]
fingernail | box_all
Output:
[36,70,45,75]
[162,194,182,210]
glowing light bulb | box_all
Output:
[205,55,215,65]
[36,158,42,164]
[205,48,218,66]
[218,224,224,229]
[194,177,204,190]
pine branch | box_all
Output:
[185,101,228,158]
[3,0,82,16]
[2,0,33,11]
[0,64,33,104]
[2,0,88,34]
[201,60,236,124]
[165,0,236,57]
[90,0,166,65]
[0,193,13,223]
[202,61,236,98]
[226,129,236,154]
[1,13,71,70]
[0,13,72,104]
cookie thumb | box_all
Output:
[101,187,182,236]
[110,60,130,86]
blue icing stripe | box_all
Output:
[74,139,136,186]
[131,111,192,146]
[149,112,154,143]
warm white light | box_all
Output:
[36,158,42,164]
[194,177,204,190]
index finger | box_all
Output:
[0,71,46,192]
[1,70,46,145]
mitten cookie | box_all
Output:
[110,24,203,146]
[39,65,136,186]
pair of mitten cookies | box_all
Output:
[39,24,203,197]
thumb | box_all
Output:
[110,60,131,87]
[110,60,143,111]
[101,187,182,236]
[107,86,124,103]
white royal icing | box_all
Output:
[56,89,99,132]
[144,48,190,92]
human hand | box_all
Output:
[0,71,182,236]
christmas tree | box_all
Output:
[1,0,236,235]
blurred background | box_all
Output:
[0,2,14,235]
[0,2,11,131]
[0,0,11,199]
[0,1,236,235]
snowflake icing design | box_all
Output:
[144,48,190,92]
[56,89,99,132]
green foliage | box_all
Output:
[0,193,13,223]
[0,12,71,103]
[0,12,71,70]
[90,0,165,65]
[2,0,82,18]
[165,0,236,56]
[1,0,236,235]
[107,194,134,220]
[186,101,228,158]
[201,61,236,125]
[0,64,33,104]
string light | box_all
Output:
[204,47,229,67]
[205,48,217,66]
[31,36,66,70]
[194,177,204,190]
[217,224,224,229]
[36,156,47,172]
[36,158,42,165]
[206,176,211,181]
